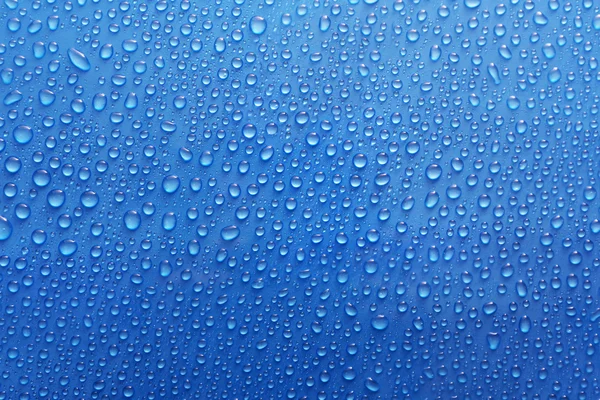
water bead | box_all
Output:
[249,16,267,35]
[0,1,595,398]
[80,191,99,208]
[365,377,380,393]
[58,239,78,256]
[425,164,442,180]
[39,89,55,106]
[506,96,520,110]
[519,316,532,334]
[123,210,141,231]
[342,367,356,381]
[214,37,226,52]
[319,16,331,32]
[174,96,187,109]
[487,333,501,350]
[67,48,91,71]
[160,120,177,133]
[371,315,389,330]
[417,282,431,298]
[92,93,107,111]
[352,153,367,169]
[0,215,12,241]
[159,260,172,277]
[99,44,114,59]
[31,229,47,245]
[47,189,66,208]
[13,125,33,144]
[5,156,22,173]
[122,39,138,52]
[124,92,138,109]
[162,175,180,194]
[446,185,462,200]
[533,12,548,26]
[161,212,177,231]
[199,151,214,166]
[548,67,561,83]
[4,89,22,106]
[221,225,240,241]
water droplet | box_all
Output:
[487,333,501,350]
[67,48,91,71]
[249,16,267,35]
[519,315,531,333]
[221,225,240,241]
[417,282,431,298]
[58,239,78,256]
[162,175,180,194]
[0,215,13,241]
[464,0,481,9]
[533,11,548,26]
[4,89,22,106]
[13,125,33,144]
[123,210,141,231]
[365,377,380,392]
[371,315,389,330]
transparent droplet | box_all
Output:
[67,48,91,71]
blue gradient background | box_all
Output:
[1,0,600,399]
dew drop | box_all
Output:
[67,48,91,71]
[221,225,240,241]
[250,16,267,35]
[0,215,12,241]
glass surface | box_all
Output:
[0,0,599,399]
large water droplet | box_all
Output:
[249,16,267,35]
[221,225,240,241]
[0,215,12,241]
[67,48,91,71]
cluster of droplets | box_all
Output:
[1,0,600,399]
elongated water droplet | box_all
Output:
[67,48,91,71]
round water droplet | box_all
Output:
[58,239,78,256]
[519,315,531,333]
[548,67,561,83]
[342,367,356,381]
[13,125,33,144]
[417,282,431,298]
[319,16,331,32]
[249,16,267,35]
[353,154,367,169]
[100,44,114,59]
[80,191,99,208]
[92,93,107,111]
[162,212,177,231]
[39,89,55,106]
[221,225,240,241]
[123,211,141,231]
[365,377,380,392]
[371,315,389,330]
[47,189,66,208]
[426,164,442,180]
[162,175,180,194]
[483,302,497,315]
[199,151,214,167]
[533,11,548,26]
[593,14,600,30]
